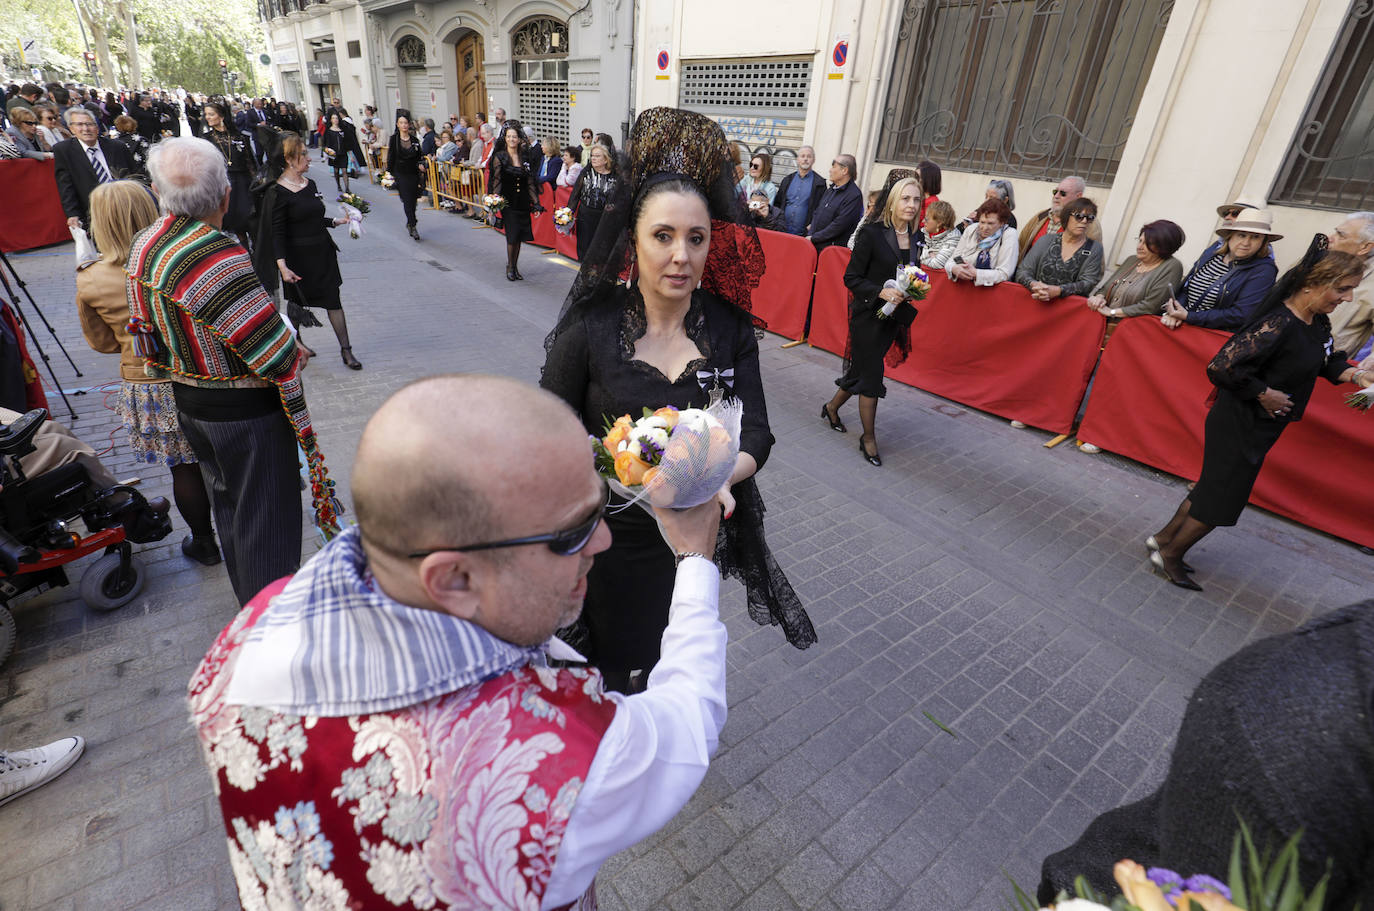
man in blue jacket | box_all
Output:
[807,154,863,250]
[775,145,826,236]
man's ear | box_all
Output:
[417,552,481,622]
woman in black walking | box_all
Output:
[387,114,425,240]
[201,101,255,248]
[488,119,542,281]
[322,112,350,193]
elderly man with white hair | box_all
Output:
[51,105,135,230]
[774,145,826,236]
[1327,211,1374,367]
[127,137,339,606]
[1018,174,1102,258]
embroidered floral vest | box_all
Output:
[189,584,616,911]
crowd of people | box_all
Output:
[3,72,1374,908]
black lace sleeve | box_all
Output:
[1206,309,1289,400]
[538,316,590,421]
[728,311,774,469]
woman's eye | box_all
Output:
[690,234,705,245]
[655,232,671,243]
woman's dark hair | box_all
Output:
[329,112,341,126]
[501,119,529,157]
[1140,220,1185,258]
[1063,197,1098,221]
[974,197,1013,224]
[916,160,942,197]
[750,152,773,183]
[630,178,710,240]
[595,132,616,151]
[563,144,581,159]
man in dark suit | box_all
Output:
[52,107,135,231]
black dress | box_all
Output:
[323,128,348,175]
[568,168,618,262]
[387,133,424,228]
[541,287,813,672]
[490,150,539,244]
[271,178,342,311]
[1190,306,1349,527]
[204,127,255,236]
[837,222,920,398]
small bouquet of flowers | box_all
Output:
[878,264,931,319]
[483,194,507,212]
[380,171,395,189]
[592,402,742,511]
[1344,384,1374,412]
[336,193,369,240]
[554,206,574,235]
[439,199,457,211]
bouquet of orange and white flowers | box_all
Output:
[380,171,395,189]
[592,402,742,510]
[483,193,507,212]
[554,206,573,235]
[879,264,931,319]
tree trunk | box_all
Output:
[78,1,116,89]
[119,2,143,91]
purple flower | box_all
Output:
[1147,867,1184,897]
[1183,874,1231,900]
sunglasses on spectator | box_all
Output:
[1052,189,1070,197]
[407,480,609,559]
[1220,208,1243,218]
[750,162,761,169]
[1071,212,1096,222]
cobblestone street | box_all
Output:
[1,162,1370,910]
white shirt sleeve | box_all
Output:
[540,557,726,909]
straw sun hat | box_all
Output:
[1216,208,1283,241]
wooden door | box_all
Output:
[456,33,487,123]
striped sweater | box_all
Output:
[126,214,341,536]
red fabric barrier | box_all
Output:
[531,186,557,248]
[0,159,69,252]
[888,274,1105,434]
[1078,317,1374,547]
[751,229,816,339]
[553,186,578,260]
[806,253,1105,434]
[808,246,852,356]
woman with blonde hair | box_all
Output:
[77,180,221,566]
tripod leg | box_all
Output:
[0,250,83,377]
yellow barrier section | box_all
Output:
[427,159,490,213]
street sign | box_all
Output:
[259,53,271,66]
[826,33,851,81]
[19,37,41,65]
[655,44,670,81]
[429,89,437,109]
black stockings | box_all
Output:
[170,462,214,539]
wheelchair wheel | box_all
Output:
[79,552,145,612]
[0,604,14,668]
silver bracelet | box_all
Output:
[674,551,707,567]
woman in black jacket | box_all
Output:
[567,142,620,262]
[487,119,542,281]
[387,114,426,240]
[821,176,924,467]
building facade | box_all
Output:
[635,0,1374,271]
[260,0,634,146]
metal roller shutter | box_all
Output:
[680,57,812,178]
[405,70,432,124]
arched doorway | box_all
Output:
[453,29,487,124]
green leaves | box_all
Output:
[1228,820,1334,911]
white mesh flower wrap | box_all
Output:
[610,398,743,513]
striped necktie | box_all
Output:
[87,146,111,183]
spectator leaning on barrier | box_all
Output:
[1326,211,1374,366]
[1085,219,1187,320]
[434,129,458,163]
[1163,209,1281,331]
[1018,174,1102,258]
[1016,197,1105,301]
[808,153,863,250]
[774,145,825,236]
[947,197,1018,286]
[919,200,962,271]
[557,144,583,188]
[4,108,52,160]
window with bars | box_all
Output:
[680,59,811,112]
[517,82,569,145]
[876,0,1172,183]
[1272,2,1374,211]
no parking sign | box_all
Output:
[655,44,671,81]
[827,33,851,80]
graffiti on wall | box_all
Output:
[713,115,803,175]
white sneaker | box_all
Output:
[0,736,85,807]
[1010,420,1027,429]
[1079,443,1101,454]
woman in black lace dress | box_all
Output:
[541,107,815,693]
[567,142,619,262]
[488,120,541,281]
[200,102,254,247]
[1147,247,1372,590]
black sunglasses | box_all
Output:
[1071,212,1096,222]
[1220,208,1243,218]
[407,480,609,559]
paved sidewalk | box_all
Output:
[0,163,1369,910]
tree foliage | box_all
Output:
[1,0,266,94]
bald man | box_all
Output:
[190,374,728,910]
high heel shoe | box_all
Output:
[859,438,881,467]
[821,402,846,433]
[506,267,518,281]
[512,268,524,280]
[340,346,362,370]
[1149,551,1202,591]
[1144,536,1194,573]
[408,225,420,241]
